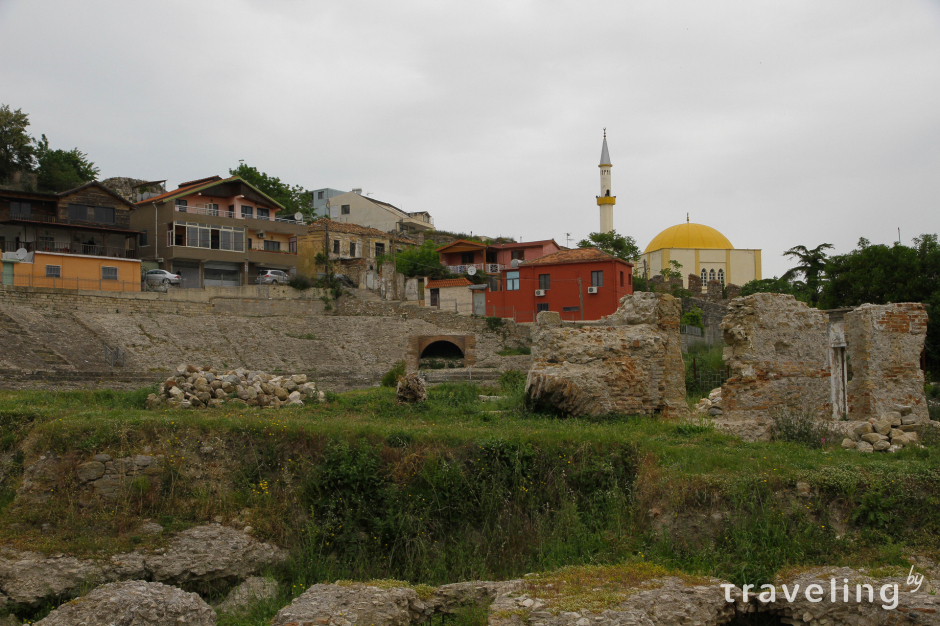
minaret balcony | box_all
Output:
[596,196,616,205]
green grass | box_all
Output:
[1,384,939,624]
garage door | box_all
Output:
[204,268,241,287]
[173,265,200,289]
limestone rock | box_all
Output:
[861,433,887,444]
[841,438,857,449]
[272,583,420,626]
[856,441,874,453]
[35,580,215,626]
[396,373,428,404]
[145,523,286,586]
[852,422,873,437]
[0,548,104,606]
[217,576,278,613]
[873,440,891,451]
[526,293,688,418]
[76,461,105,482]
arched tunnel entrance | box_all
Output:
[419,340,465,369]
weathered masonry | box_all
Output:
[720,294,929,422]
[525,292,689,417]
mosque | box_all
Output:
[594,133,761,291]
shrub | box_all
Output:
[497,344,531,356]
[769,409,835,448]
[381,361,406,387]
[680,306,705,332]
[288,274,315,290]
[498,370,526,392]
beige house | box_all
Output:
[326,190,434,235]
[297,218,416,284]
[639,222,761,290]
[424,277,474,315]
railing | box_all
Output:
[174,204,305,225]
[680,324,703,336]
[166,232,246,252]
[0,209,131,230]
[1,241,137,259]
[445,263,504,274]
[406,213,434,226]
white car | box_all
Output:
[144,269,181,285]
[257,269,290,285]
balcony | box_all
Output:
[174,204,305,225]
[0,209,131,231]
[445,263,503,274]
[1,240,138,259]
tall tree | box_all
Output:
[35,134,99,192]
[780,243,834,306]
[577,230,641,262]
[0,104,35,182]
[229,163,309,217]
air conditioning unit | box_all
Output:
[587,286,599,294]
[257,231,265,238]
[534,289,546,297]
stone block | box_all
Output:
[873,420,892,435]
[841,438,857,449]
[76,461,105,482]
[860,433,887,444]
[856,441,874,453]
[873,440,891,451]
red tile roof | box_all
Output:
[435,239,487,252]
[492,239,558,249]
[521,247,631,266]
[426,277,473,289]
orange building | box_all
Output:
[13,251,141,291]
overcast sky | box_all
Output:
[2,0,939,279]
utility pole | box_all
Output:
[577,277,584,321]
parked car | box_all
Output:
[257,269,290,285]
[144,269,181,285]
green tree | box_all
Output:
[739,276,806,299]
[0,104,35,182]
[780,243,834,307]
[35,134,99,192]
[577,230,641,262]
[392,240,453,279]
[680,306,705,331]
[229,163,310,217]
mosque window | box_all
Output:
[700,269,707,286]
[718,269,725,286]
[709,269,716,282]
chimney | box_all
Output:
[352,188,362,195]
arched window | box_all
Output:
[718,269,725,286]
[700,268,707,284]
[709,269,716,282]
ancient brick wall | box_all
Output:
[845,303,929,422]
[526,293,688,417]
[720,293,831,420]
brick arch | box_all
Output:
[406,334,476,372]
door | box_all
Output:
[473,291,486,316]
[430,288,439,308]
[174,265,200,288]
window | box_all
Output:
[289,237,297,254]
[317,191,325,200]
[333,240,340,254]
[506,271,520,291]
[718,268,725,286]
[485,251,497,263]
[67,203,87,220]
[264,240,281,252]
[140,230,148,246]
[374,243,385,257]
[461,252,475,264]
[563,306,579,312]
[256,207,270,220]
[248,237,253,249]
[620,271,624,287]
[591,270,603,287]
[94,206,115,223]
[350,242,356,257]
[488,276,501,291]
[700,268,707,284]
[45,265,61,278]
[241,205,253,218]
[511,249,525,261]
[207,203,219,216]
[10,201,31,217]
[538,274,550,290]
[709,269,716,282]
[175,199,188,213]
[101,266,118,280]
[341,205,350,215]
[537,303,550,313]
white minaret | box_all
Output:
[596,130,615,233]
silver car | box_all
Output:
[257,269,290,284]
[144,269,181,285]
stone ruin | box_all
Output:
[525,293,689,418]
[715,294,931,448]
[146,364,325,409]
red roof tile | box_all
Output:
[521,247,630,266]
[426,277,473,289]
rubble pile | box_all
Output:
[841,404,928,453]
[693,388,723,417]
[396,373,428,404]
[146,364,325,409]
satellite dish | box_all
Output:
[466,266,477,276]
[293,212,303,221]
[510,259,520,268]
[15,248,27,261]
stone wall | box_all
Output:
[720,293,832,420]
[845,302,930,422]
[525,293,688,417]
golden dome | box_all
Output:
[644,223,733,253]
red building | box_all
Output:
[485,248,632,322]
[437,239,560,274]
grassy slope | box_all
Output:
[1,383,938,624]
